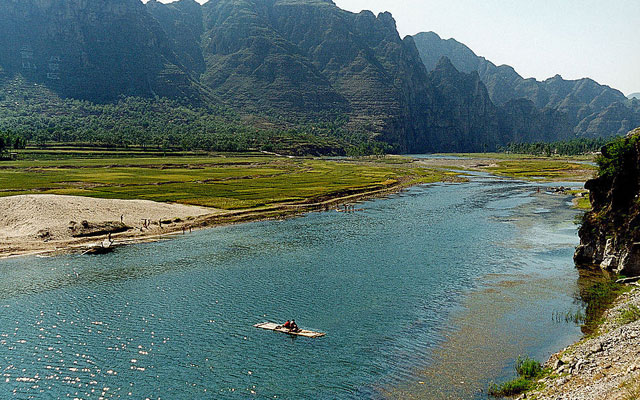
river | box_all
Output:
[0,174,584,399]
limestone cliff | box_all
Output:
[0,0,203,102]
[575,127,640,276]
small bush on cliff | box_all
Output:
[596,134,639,179]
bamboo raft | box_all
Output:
[254,322,326,338]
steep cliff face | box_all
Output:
[497,98,573,143]
[199,0,438,152]
[421,57,500,152]
[0,0,635,152]
[0,0,202,102]
[575,128,640,276]
[146,0,206,75]
[576,99,640,138]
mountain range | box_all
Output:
[0,0,638,153]
[412,32,640,139]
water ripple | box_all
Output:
[0,178,582,399]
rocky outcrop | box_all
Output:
[420,57,501,152]
[199,0,439,152]
[0,0,636,153]
[146,0,206,75]
[575,127,640,276]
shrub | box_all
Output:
[596,134,639,179]
[488,377,534,397]
[617,305,640,325]
[488,356,546,397]
[516,356,543,379]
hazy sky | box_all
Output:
[148,0,640,95]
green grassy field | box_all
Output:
[0,149,596,211]
[0,153,450,210]
[483,159,596,181]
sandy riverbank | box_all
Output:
[0,181,412,259]
[0,194,218,258]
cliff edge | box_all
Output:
[575,127,640,276]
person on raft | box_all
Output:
[278,319,301,332]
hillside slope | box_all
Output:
[0,0,206,102]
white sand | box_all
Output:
[0,194,217,242]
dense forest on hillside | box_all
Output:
[0,79,391,156]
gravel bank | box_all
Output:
[521,285,640,400]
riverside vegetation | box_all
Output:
[0,152,456,210]
[0,147,597,261]
[0,149,597,210]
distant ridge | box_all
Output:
[411,31,640,139]
[629,93,640,100]
[0,0,638,154]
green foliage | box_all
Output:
[499,138,610,156]
[488,357,546,397]
[0,131,26,157]
[488,377,534,397]
[515,356,544,379]
[596,133,639,179]
[617,305,640,325]
[485,159,595,181]
[345,141,392,157]
[0,79,389,157]
[573,194,592,211]
[581,280,630,334]
[0,153,445,209]
[553,309,587,325]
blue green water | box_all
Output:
[0,176,583,399]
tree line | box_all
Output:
[0,131,26,154]
[498,138,610,156]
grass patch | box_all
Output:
[621,376,640,400]
[581,279,631,335]
[488,377,534,397]
[485,159,596,181]
[617,305,640,325]
[488,356,548,397]
[553,309,587,325]
[571,193,591,211]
